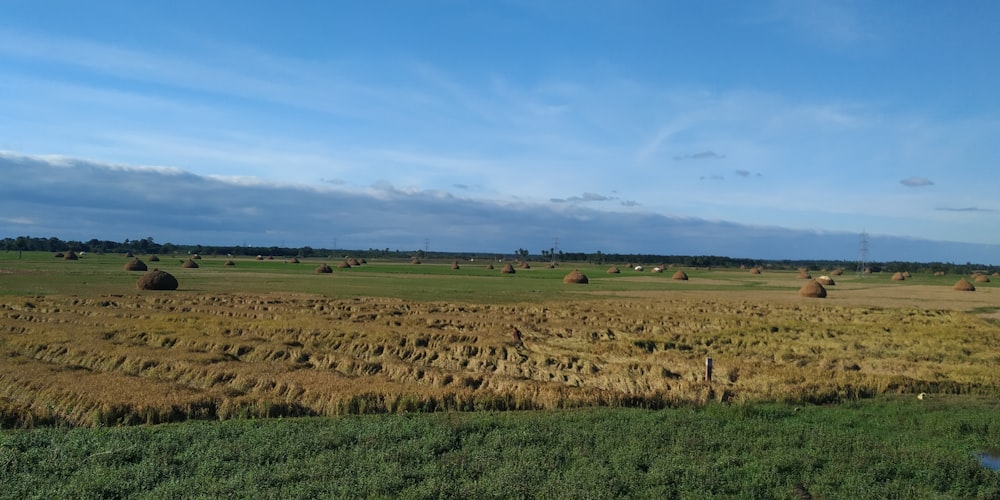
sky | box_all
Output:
[2,1,1000,263]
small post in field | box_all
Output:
[705,357,713,382]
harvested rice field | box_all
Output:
[1,252,998,427]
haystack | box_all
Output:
[518,261,531,269]
[749,268,761,275]
[316,264,333,274]
[891,272,905,281]
[181,259,199,268]
[796,270,812,279]
[933,271,945,276]
[607,266,620,274]
[486,263,494,270]
[256,255,264,261]
[267,256,274,260]
[124,259,148,272]
[902,271,911,278]
[672,270,688,280]
[149,255,160,262]
[63,250,79,260]
[224,260,235,267]
[53,252,64,258]
[410,258,421,264]
[192,254,201,260]
[348,257,361,266]
[547,262,557,269]
[563,269,589,284]
[451,261,460,270]
[651,267,663,273]
[125,251,134,258]
[337,261,351,269]
[953,278,976,291]
[136,269,178,290]
[360,258,367,264]
[289,257,300,264]
[974,274,991,283]
[501,263,516,274]
[993,272,999,277]
[830,268,843,276]
[815,276,835,286]
[798,279,827,298]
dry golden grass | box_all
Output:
[2,284,998,426]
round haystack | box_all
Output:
[634,265,644,272]
[953,278,976,291]
[547,262,557,269]
[816,276,835,286]
[289,257,300,264]
[337,261,351,269]
[830,268,843,276]
[607,266,621,274]
[518,261,531,269]
[749,267,761,275]
[136,269,178,291]
[125,251,134,258]
[316,263,333,274]
[63,250,79,260]
[902,271,911,278]
[451,261,461,270]
[651,267,664,273]
[486,263,494,270]
[798,279,827,298]
[974,274,990,283]
[672,270,689,280]
[891,272,905,281]
[256,255,264,261]
[934,271,945,276]
[360,258,367,264]
[563,269,589,284]
[992,272,999,277]
[348,257,361,266]
[796,270,812,279]
[181,259,199,268]
[267,256,274,260]
[411,258,421,265]
[224,259,235,267]
[501,263,516,274]
[53,252,64,258]
[149,255,160,262]
[124,258,148,272]
[192,254,201,260]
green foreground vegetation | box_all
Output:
[2,396,999,498]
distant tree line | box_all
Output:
[1,235,995,274]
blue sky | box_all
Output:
[2,1,1000,262]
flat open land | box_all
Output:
[2,252,999,426]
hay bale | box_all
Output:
[136,269,178,290]
[934,271,945,276]
[607,266,621,274]
[63,250,79,260]
[796,270,812,279]
[451,261,461,270]
[149,255,160,262]
[672,270,688,280]
[974,274,990,283]
[181,259,199,268]
[953,278,976,291]
[563,269,589,284]
[289,257,300,264]
[256,255,264,261]
[992,272,999,277]
[830,268,843,276]
[192,254,201,260]
[347,257,361,266]
[651,267,663,273]
[125,251,134,258]
[486,263,494,270]
[902,271,911,278]
[634,265,644,272]
[518,261,531,269]
[410,258,421,264]
[501,263,516,274]
[337,261,352,269]
[124,259,148,272]
[360,258,367,264]
[53,252,64,258]
[547,262,557,269]
[891,272,905,281]
[224,259,235,267]
[316,263,333,273]
[798,279,827,298]
[267,256,274,260]
[749,268,761,275]
[815,276,835,286]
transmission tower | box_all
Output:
[856,230,869,277]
